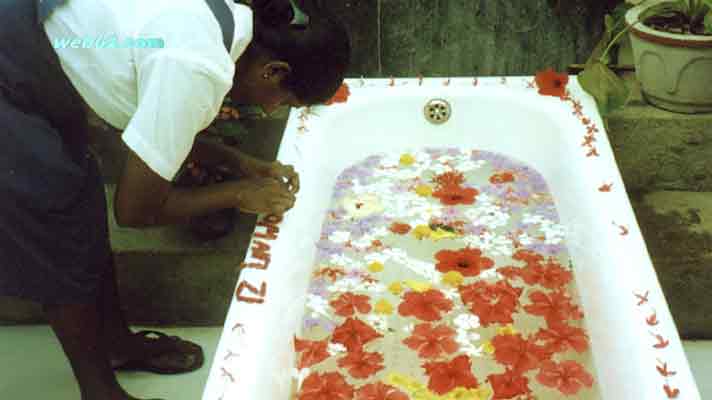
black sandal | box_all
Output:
[112,330,205,375]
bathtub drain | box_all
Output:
[424,99,451,124]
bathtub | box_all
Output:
[201,77,701,400]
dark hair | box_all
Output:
[251,1,351,105]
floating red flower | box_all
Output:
[423,355,480,395]
[324,82,350,105]
[294,337,331,369]
[435,247,495,277]
[432,184,479,206]
[356,382,409,400]
[489,172,515,184]
[523,290,583,325]
[398,289,454,322]
[519,258,573,290]
[299,371,355,400]
[459,281,523,327]
[491,333,550,374]
[337,350,385,379]
[389,222,412,235]
[331,317,383,352]
[331,292,373,317]
[512,249,544,266]
[402,323,459,359]
[535,68,569,98]
[536,360,594,396]
[488,369,531,400]
[433,171,466,188]
[536,321,590,354]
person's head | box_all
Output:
[231,2,351,113]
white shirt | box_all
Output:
[43,0,253,181]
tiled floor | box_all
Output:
[0,325,710,399]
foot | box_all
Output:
[108,330,204,374]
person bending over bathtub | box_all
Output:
[0,0,350,399]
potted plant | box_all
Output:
[579,0,712,115]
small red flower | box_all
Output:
[331,317,383,352]
[518,258,573,290]
[523,290,582,325]
[432,184,479,206]
[435,247,495,277]
[294,337,331,369]
[535,68,569,98]
[459,280,523,327]
[389,222,412,235]
[356,382,409,400]
[491,334,550,374]
[324,83,350,105]
[402,323,459,359]
[299,371,355,400]
[337,350,385,379]
[512,249,544,266]
[433,171,466,188]
[536,322,590,354]
[488,369,531,400]
[423,355,479,395]
[330,292,373,317]
[398,289,454,322]
[489,172,515,184]
[536,360,594,396]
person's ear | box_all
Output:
[261,61,291,84]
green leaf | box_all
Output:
[578,61,631,117]
[705,10,712,33]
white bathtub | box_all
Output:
[201,77,701,400]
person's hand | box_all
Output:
[228,177,296,215]
[263,161,300,194]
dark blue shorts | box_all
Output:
[0,0,111,305]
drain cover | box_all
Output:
[424,99,451,124]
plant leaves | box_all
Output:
[705,10,712,33]
[578,61,630,117]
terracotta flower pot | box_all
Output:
[626,0,712,113]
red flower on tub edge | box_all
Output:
[324,82,350,105]
[535,68,569,98]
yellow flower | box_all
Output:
[482,341,495,355]
[441,271,465,288]
[375,299,394,315]
[405,280,432,293]
[399,153,416,166]
[388,282,404,295]
[415,184,433,197]
[496,324,518,336]
[413,225,432,240]
[445,387,493,400]
[430,228,458,241]
[387,373,422,392]
[368,261,384,273]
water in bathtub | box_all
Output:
[292,147,601,400]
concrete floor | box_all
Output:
[0,326,710,399]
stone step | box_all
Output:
[632,191,712,339]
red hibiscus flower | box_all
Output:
[337,350,385,379]
[435,247,495,277]
[433,171,465,188]
[331,317,383,352]
[519,258,573,290]
[491,334,550,374]
[356,383,409,400]
[432,184,479,206]
[331,292,373,317]
[459,281,523,327]
[497,266,522,280]
[488,369,531,400]
[294,337,331,369]
[398,289,454,322]
[512,249,544,266]
[423,355,479,395]
[523,290,583,325]
[536,321,590,354]
[489,172,515,184]
[535,68,569,98]
[536,360,594,395]
[389,222,412,235]
[402,323,459,359]
[324,82,350,105]
[299,372,354,400]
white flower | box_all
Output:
[358,281,387,293]
[518,232,534,246]
[456,159,486,172]
[464,203,510,229]
[342,193,384,218]
[442,287,460,301]
[402,323,415,334]
[461,344,484,358]
[463,232,513,257]
[351,234,375,250]
[329,254,356,268]
[454,314,481,330]
[327,342,347,356]
[328,230,351,244]
[430,163,454,175]
[306,294,329,317]
[370,226,390,238]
